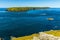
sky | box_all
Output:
[0,0,60,8]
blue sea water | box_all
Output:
[0,8,60,37]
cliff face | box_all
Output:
[7,7,49,12]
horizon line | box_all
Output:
[0,6,50,8]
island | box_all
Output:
[6,7,49,12]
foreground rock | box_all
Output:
[32,32,60,40]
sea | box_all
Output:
[0,8,60,37]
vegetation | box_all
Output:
[11,30,60,40]
[11,34,38,40]
[7,7,49,12]
[45,30,60,37]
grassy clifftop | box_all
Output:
[6,7,49,12]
